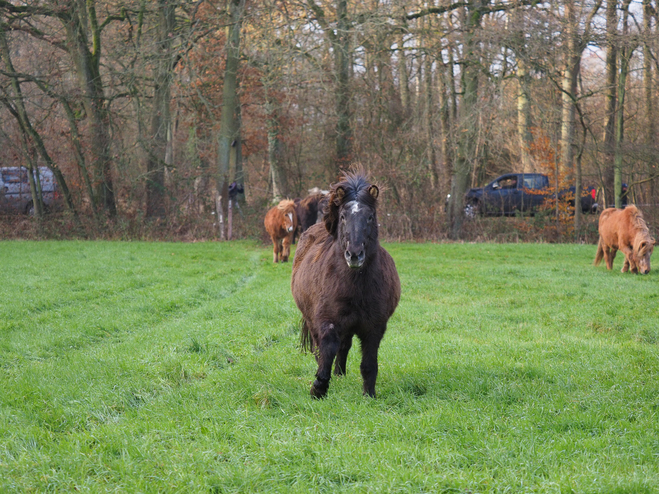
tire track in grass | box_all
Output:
[4,250,267,366]
[0,251,269,438]
[81,251,269,424]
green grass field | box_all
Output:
[1,240,658,493]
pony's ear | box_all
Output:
[324,186,344,235]
[369,185,379,199]
[334,186,345,205]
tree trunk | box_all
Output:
[614,1,633,208]
[64,0,116,216]
[643,0,655,202]
[438,61,452,201]
[449,2,483,239]
[575,108,587,234]
[218,0,246,236]
[517,58,532,173]
[512,4,533,173]
[398,8,410,116]
[146,0,176,218]
[26,166,43,218]
[614,53,630,208]
[265,85,284,203]
[643,0,655,150]
[602,0,617,208]
[559,0,579,180]
[19,141,44,218]
[423,20,437,189]
[334,0,352,172]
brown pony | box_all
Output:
[294,192,327,235]
[264,199,298,263]
[291,172,400,398]
[594,205,656,274]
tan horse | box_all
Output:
[264,199,298,263]
[594,205,656,274]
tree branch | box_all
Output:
[306,0,336,43]
[6,24,69,52]
[406,0,541,21]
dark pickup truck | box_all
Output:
[463,173,597,218]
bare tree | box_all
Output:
[0,20,76,216]
[614,0,635,208]
[145,0,177,218]
[217,0,246,238]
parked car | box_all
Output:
[0,166,61,214]
[462,173,597,218]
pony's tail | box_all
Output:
[594,237,604,266]
[299,319,315,354]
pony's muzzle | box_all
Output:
[345,245,365,268]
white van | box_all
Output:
[0,167,61,214]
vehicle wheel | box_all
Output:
[464,202,479,219]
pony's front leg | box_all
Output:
[622,254,638,273]
[359,334,382,398]
[334,334,353,376]
[627,255,639,273]
[620,245,635,273]
[311,323,340,399]
[281,234,293,262]
[271,237,280,263]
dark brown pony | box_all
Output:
[291,172,400,398]
[264,199,298,263]
[316,194,329,224]
[594,205,656,274]
[294,192,327,234]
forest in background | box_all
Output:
[0,0,658,242]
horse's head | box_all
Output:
[325,172,379,269]
[278,200,297,233]
[284,212,295,233]
[634,236,656,274]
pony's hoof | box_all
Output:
[310,387,327,399]
[310,379,328,399]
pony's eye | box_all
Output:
[368,215,374,222]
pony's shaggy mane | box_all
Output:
[627,205,655,255]
[277,199,296,212]
[628,205,650,235]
